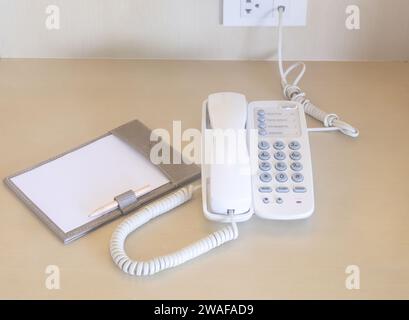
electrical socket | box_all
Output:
[223,0,308,27]
[240,0,274,19]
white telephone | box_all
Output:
[202,92,314,222]
[110,89,357,276]
[109,6,359,276]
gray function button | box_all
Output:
[259,129,267,136]
[260,173,272,183]
[276,186,290,193]
[290,162,303,171]
[294,187,307,193]
[290,151,302,161]
[257,110,265,116]
[259,151,271,161]
[275,162,287,171]
[289,141,301,150]
[259,186,272,193]
[276,197,284,204]
[258,123,266,129]
[258,116,266,123]
[273,141,285,150]
[274,151,286,161]
[292,173,304,183]
[262,197,270,204]
[275,172,288,183]
[259,162,272,171]
[258,141,270,150]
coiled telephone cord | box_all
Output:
[110,186,238,276]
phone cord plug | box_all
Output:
[277,7,359,138]
[110,185,238,276]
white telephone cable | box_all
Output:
[110,185,238,276]
[277,6,359,138]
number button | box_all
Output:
[275,162,287,171]
[292,173,304,183]
[259,162,272,171]
[260,173,272,183]
[290,162,303,171]
[274,151,286,161]
[258,141,270,150]
[289,141,301,150]
[275,173,288,183]
[290,151,302,161]
[259,151,271,161]
[273,141,285,150]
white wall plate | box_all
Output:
[223,0,308,27]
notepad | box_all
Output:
[5,119,201,243]
[10,134,170,233]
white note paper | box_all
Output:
[11,134,170,233]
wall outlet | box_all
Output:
[223,0,308,27]
[240,0,275,20]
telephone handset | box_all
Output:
[202,93,254,222]
[202,92,314,222]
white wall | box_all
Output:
[0,0,408,61]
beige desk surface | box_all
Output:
[0,59,408,300]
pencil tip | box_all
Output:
[89,208,104,218]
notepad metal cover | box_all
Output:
[4,119,200,244]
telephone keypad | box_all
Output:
[258,139,307,196]
[250,103,313,220]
